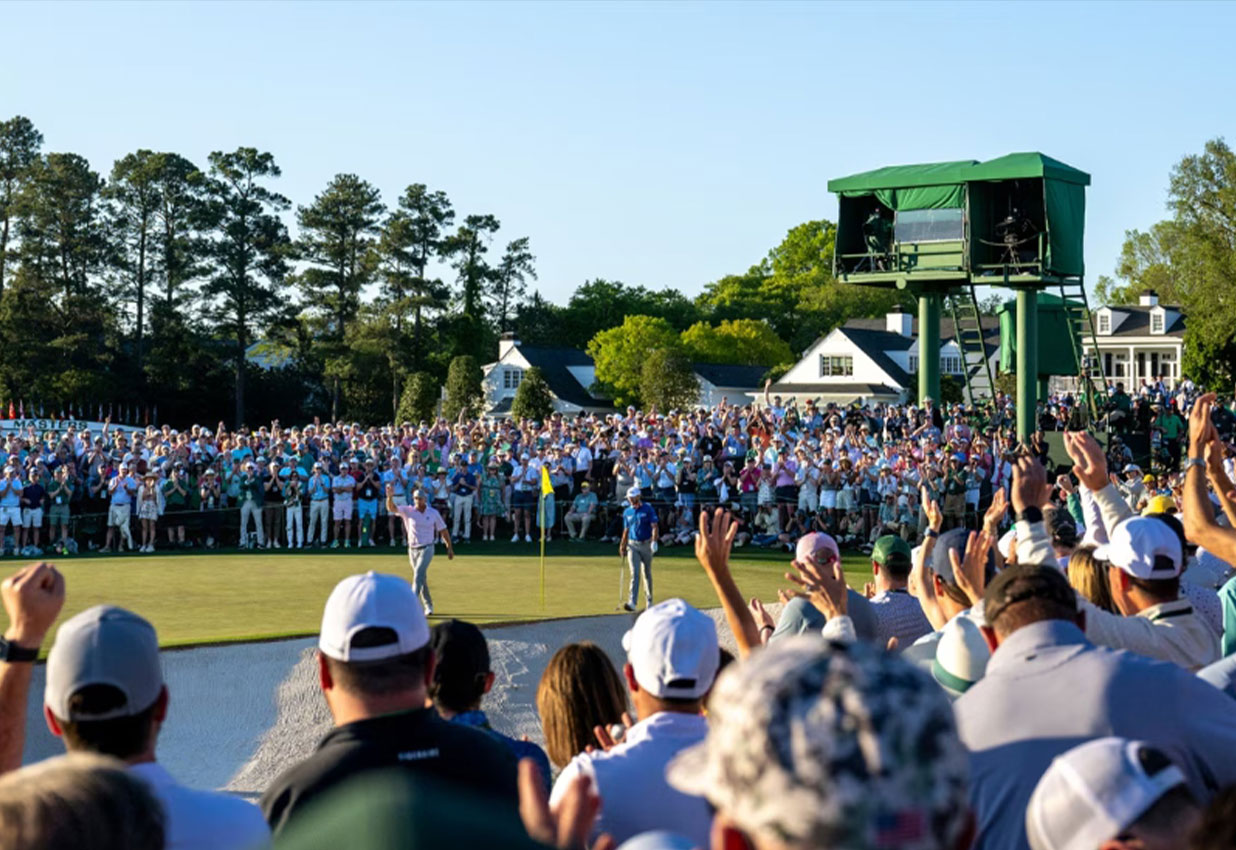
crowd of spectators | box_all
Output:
[3,387,1236,849]
[0,377,1225,560]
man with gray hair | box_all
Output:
[667,636,972,850]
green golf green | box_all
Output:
[0,542,873,650]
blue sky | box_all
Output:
[4,0,1233,305]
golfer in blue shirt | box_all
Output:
[619,487,659,612]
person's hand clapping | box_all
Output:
[949,530,994,607]
[1011,453,1049,514]
[982,487,1007,534]
[1189,393,1218,459]
[518,759,614,850]
[1062,431,1109,492]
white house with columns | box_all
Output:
[1085,290,1185,391]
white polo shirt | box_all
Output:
[129,761,268,850]
[550,711,711,848]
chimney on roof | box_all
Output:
[1139,289,1159,307]
[886,311,913,338]
[498,331,520,360]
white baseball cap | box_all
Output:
[622,599,719,700]
[626,486,642,499]
[1107,516,1183,579]
[319,572,430,663]
[1026,738,1188,850]
[45,606,163,721]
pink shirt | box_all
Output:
[396,503,446,547]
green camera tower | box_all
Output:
[828,153,1096,439]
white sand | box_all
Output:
[20,604,775,800]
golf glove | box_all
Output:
[651,541,658,553]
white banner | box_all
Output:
[0,419,146,436]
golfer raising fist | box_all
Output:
[386,484,454,616]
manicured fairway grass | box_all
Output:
[0,542,873,650]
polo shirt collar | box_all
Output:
[1138,598,1194,622]
[986,619,1089,676]
[320,707,434,749]
[623,711,707,747]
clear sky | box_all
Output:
[4,0,1234,306]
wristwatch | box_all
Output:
[1182,457,1206,473]
[0,636,39,663]
[1017,506,1044,524]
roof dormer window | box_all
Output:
[1150,309,1164,335]
[1096,312,1110,335]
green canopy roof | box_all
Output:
[827,160,978,193]
[828,153,1090,193]
[965,152,1090,186]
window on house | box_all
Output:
[1097,313,1110,335]
[819,355,853,377]
[940,355,962,374]
[503,368,523,389]
[908,354,919,373]
[1150,312,1164,334]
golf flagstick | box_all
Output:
[539,466,554,612]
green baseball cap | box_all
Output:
[871,535,912,568]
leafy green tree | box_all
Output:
[18,153,110,298]
[513,290,563,346]
[443,354,483,420]
[680,319,792,366]
[200,147,292,426]
[105,150,163,368]
[444,213,500,319]
[397,370,439,424]
[587,315,681,407]
[640,348,699,411]
[0,116,42,295]
[1094,139,1236,387]
[697,220,908,351]
[937,374,965,405]
[296,173,385,418]
[558,279,701,348]
[379,184,453,371]
[150,152,209,309]
[510,366,555,421]
[488,236,536,331]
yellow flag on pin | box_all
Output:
[541,465,554,496]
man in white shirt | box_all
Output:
[106,463,137,553]
[330,464,355,549]
[550,599,718,848]
[387,485,453,616]
[0,466,23,553]
[0,564,269,850]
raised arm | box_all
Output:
[694,508,760,657]
[0,563,65,775]
[1183,395,1236,562]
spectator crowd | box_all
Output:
[3,382,1236,850]
[0,378,1225,560]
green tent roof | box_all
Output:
[966,152,1090,186]
[827,160,978,193]
[828,153,1090,194]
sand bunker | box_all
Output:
[20,605,770,799]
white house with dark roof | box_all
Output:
[1087,290,1185,389]
[768,311,1000,404]
[481,334,769,416]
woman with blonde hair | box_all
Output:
[536,642,629,770]
[1068,544,1115,612]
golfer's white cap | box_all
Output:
[622,599,719,700]
[1027,738,1187,850]
[319,572,430,663]
[626,486,642,499]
